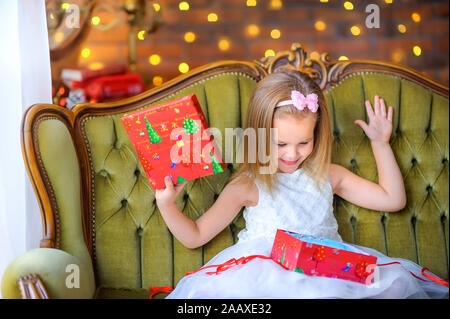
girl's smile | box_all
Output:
[279,158,300,166]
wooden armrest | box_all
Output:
[17,274,49,299]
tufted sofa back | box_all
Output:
[22,46,448,295]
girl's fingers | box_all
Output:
[374,95,380,116]
[380,98,386,118]
[175,182,187,192]
[365,100,375,119]
[354,119,369,133]
[164,176,174,190]
[387,106,393,122]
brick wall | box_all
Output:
[75,0,449,88]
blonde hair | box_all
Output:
[231,68,332,195]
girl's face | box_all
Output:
[273,114,316,173]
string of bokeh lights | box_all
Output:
[55,0,426,87]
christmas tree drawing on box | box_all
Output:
[120,94,226,190]
[210,151,224,174]
[145,118,162,144]
[183,118,200,135]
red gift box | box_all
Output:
[271,229,378,285]
[120,94,226,190]
[83,73,145,101]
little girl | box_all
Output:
[155,69,448,299]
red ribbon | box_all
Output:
[421,268,449,287]
[184,255,449,288]
[377,262,449,287]
[148,286,174,299]
[185,255,286,276]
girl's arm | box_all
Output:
[155,175,257,249]
[330,95,406,212]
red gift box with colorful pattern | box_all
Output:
[120,94,226,190]
[271,229,378,285]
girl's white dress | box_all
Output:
[166,169,448,299]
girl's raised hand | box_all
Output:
[155,176,187,209]
[354,95,393,144]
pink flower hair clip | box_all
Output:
[276,90,319,113]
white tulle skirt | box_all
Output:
[166,237,449,299]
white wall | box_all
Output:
[0,0,52,298]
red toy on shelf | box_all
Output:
[61,64,127,83]
[120,94,226,190]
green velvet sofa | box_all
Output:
[2,43,448,299]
